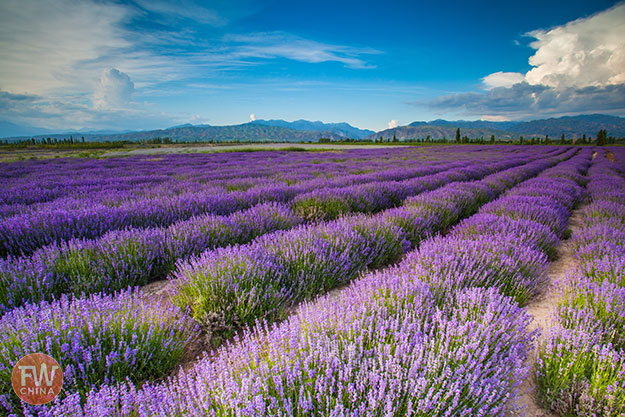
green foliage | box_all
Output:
[292,196,351,221]
[597,129,608,146]
[537,330,625,417]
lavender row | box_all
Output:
[0,158,481,312]
[291,155,525,220]
[172,148,578,343]
[21,150,587,416]
[3,153,481,220]
[0,290,199,414]
[0,148,445,216]
[0,148,528,257]
[0,203,302,313]
[0,151,543,313]
[0,150,561,415]
[0,146,491,208]
[536,149,625,416]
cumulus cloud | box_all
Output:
[430,3,625,119]
[249,113,256,121]
[388,119,399,129]
[0,0,382,132]
[93,68,135,110]
[479,2,625,90]
[524,3,625,88]
[482,72,525,89]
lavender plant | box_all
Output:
[0,203,302,313]
[0,289,198,414]
[536,149,625,416]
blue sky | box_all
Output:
[0,0,624,135]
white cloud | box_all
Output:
[429,3,625,119]
[0,0,130,95]
[225,32,380,69]
[0,89,178,133]
[482,72,525,89]
[93,68,135,110]
[524,3,625,88]
[0,1,381,131]
[249,113,256,121]
[0,0,217,98]
[133,0,226,26]
[481,115,511,122]
[388,119,399,129]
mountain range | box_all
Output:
[250,119,374,139]
[372,114,625,140]
[2,114,624,143]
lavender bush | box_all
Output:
[0,289,198,414]
[0,203,302,312]
[536,149,625,416]
[173,215,410,331]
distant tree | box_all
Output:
[545,135,551,145]
[426,135,431,143]
[596,129,607,146]
[560,133,565,144]
[582,134,586,144]
[490,135,495,144]
[519,136,524,145]
[455,128,461,144]
[392,131,397,142]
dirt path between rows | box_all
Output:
[505,206,585,417]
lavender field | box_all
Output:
[0,145,624,416]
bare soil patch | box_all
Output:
[505,207,585,417]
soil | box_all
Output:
[505,207,585,417]
[140,279,174,304]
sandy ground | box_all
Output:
[505,207,585,417]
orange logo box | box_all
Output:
[11,353,63,405]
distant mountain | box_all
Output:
[251,119,374,139]
[411,119,518,131]
[507,114,625,137]
[368,125,515,141]
[4,114,624,143]
[6,123,344,143]
[399,114,625,139]
[0,121,52,138]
